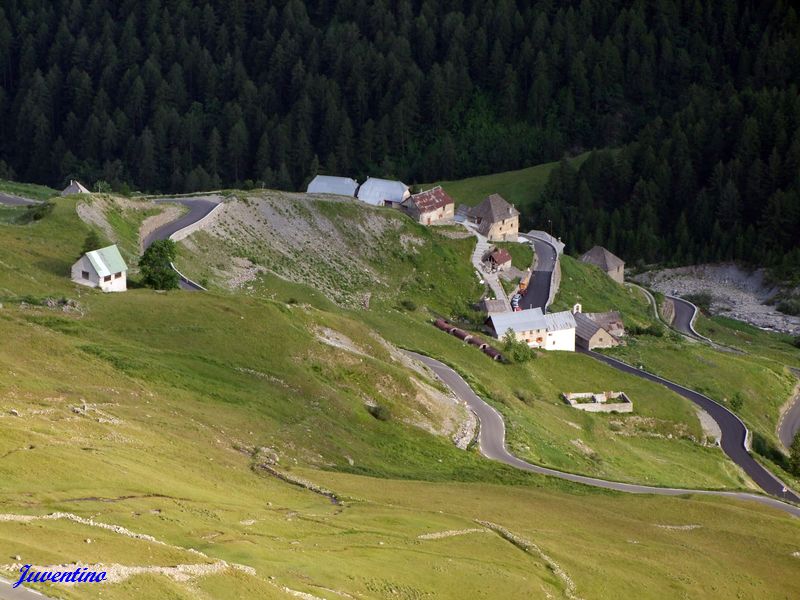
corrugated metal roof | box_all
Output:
[490,248,512,264]
[86,245,127,278]
[544,310,577,332]
[306,175,359,196]
[403,186,454,212]
[357,177,409,206]
[490,308,547,334]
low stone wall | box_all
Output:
[170,202,224,242]
[660,297,676,325]
[549,257,562,307]
[571,401,633,413]
[562,391,633,413]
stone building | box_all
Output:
[468,194,519,241]
[401,186,455,224]
[580,246,625,283]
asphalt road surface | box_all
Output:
[668,295,702,338]
[0,578,50,600]
[779,369,800,449]
[143,198,218,249]
[585,349,800,502]
[144,198,218,291]
[519,237,557,311]
[405,350,800,517]
[0,193,39,206]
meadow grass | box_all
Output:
[551,255,657,328]
[0,178,58,201]
[494,240,534,271]
[433,153,590,220]
[1,190,798,598]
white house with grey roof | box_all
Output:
[488,307,575,352]
[356,177,410,207]
[71,244,128,292]
[306,175,359,197]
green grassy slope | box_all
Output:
[0,191,798,598]
[0,178,58,201]
[550,252,800,488]
[433,153,590,217]
[552,254,658,329]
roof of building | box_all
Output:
[580,246,624,272]
[490,308,547,334]
[574,312,604,341]
[480,298,508,314]
[85,245,127,278]
[306,175,359,196]
[489,248,512,264]
[544,310,577,332]
[61,180,90,196]
[585,310,624,331]
[402,186,454,213]
[468,194,519,224]
[357,177,409,206]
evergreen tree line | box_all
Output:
[534,86,800,279]
[0,0,798,198]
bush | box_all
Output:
[367,404,391,421]
[751,432,789,471]
[776,298,800,316]
[80,230,107,256]
[502,330,535,363]
[20,201,54,223]
[683,292,713,313]
[139,239,179,290]
[791,432,800,476]
[399,299,417,311]
[729,394,744,412]
[628,323,664,337]
[792,336,800,349]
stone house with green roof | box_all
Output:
[71,244,128,292]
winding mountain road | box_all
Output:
[405,350,800,517]
[779,370,800,450]
[667,294,707,340]
[144,197,220,291]
[143,198,219,249]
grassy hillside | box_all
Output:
[0,178,58,201]
[550,254,800,487]
[1,191,799,598]
[434,153,590,218]
[551,254,657,329]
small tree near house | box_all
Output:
[503,329,535,363]
[139,239,179,290]
[80,230,105,257]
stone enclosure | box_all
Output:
[562,391,633,413]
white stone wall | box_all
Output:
[170,203,224,242]
[544,327,575,352]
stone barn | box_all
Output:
[580,246,625,284]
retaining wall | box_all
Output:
[170,202,225,242]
